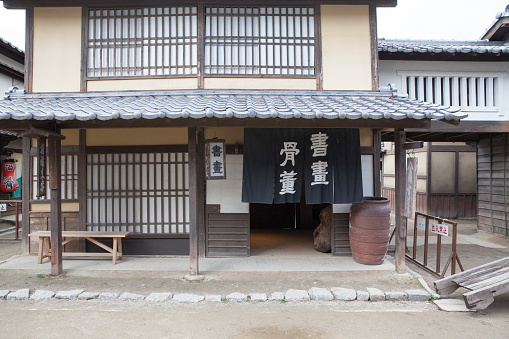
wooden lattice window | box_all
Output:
[87,6,316,78]
[204,7,316,75]
[86,152,189,234]
[87,7,198,77]
[31,154,78,201]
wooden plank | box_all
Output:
[434,257,509,295]
[30,231,130,237]
[197,128,206,258]
[463,272,509,290]
[78,129,87,252]
[463,279,509,310]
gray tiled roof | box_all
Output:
[379,38,509,54]
[0,90,466,122]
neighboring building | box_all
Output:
[0,38,24,215]
[0,1,465,274]
[378,5,509,236]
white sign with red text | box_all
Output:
[431,222,449,237]
[0,204,6,212]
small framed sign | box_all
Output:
[205,138,226,180]
[431,222,449,237]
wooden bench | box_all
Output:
[434,256,509,310]
[29,231,130,265]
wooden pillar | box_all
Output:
[78,129,87,251]
[21,137,31,253]
[373,130,382,197]
[188,127,199,275]
[394,129,406,274]
[197,128,206,258]
[48,136,63,276]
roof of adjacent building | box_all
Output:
[0,89,466,122]
[378,38,509,55]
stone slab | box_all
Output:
[205,295,223,302]
[7,289,29,301]
[367,288,385,302]
[268,292,285,301]
[433,299,474,312]
[285,289,310,302]
[0,290,10,299]
[55,289,84,300]
[385,291,408,301]
[98,292,119,300]
[78,292,100,300]
[331,287,357,301]
[357,290,370,301]
[226,292,248,302]
[406,289,431,302]
[146,292,173,302]
[249,293,267,302]
[119,292,145,301]
[173,293,204,303]
[30,290,55,301]
[308,287,333,301]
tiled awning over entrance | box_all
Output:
[0,89,466,123]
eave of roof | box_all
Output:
[0,38,24,65]
[0,89,466,125]
[3,0,397,10]
[378,38,509,56]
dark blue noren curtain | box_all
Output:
[241,128,275,203]
[304,129,334,204]
[274,128,304,204]
[331,129,364,204]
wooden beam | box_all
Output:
[369,4,379,91]
[403,141,424,150]
[48,136,63,276]
[394,128,406,274]
[24,8,33,93]
[21,137,31,253]
[17,126,66,140]
[188,127,199,275]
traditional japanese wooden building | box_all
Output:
[0,0,465,275]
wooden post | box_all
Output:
[78,129,87,251]
[21,137,31,253]
[394,129,406,274]
[197,128,206,258]
[188,127,199,275]
[373,130,382,197]
[48,136,63,276]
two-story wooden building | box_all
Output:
[0,0,465,275]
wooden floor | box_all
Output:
[250,229,332,258]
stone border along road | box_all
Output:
[0,287,435,303]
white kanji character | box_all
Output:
[310,132,328,157]
[280,142,300,166]
[279,170,298,195]
[310,161,329,186]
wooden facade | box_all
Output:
[478,134,509,237]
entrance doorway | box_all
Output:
[249,200,331,257]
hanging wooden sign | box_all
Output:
[37,137,47,197]
[404,157,418,218]
[205,139,226,180]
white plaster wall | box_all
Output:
[206,154,249,213]
[379,60,509,121]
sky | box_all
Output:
[0,0,508,51]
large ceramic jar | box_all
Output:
[349,197,391,265]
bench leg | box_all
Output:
[113,238,118,265]
[118,238,123,260]
[37,238,44,264]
